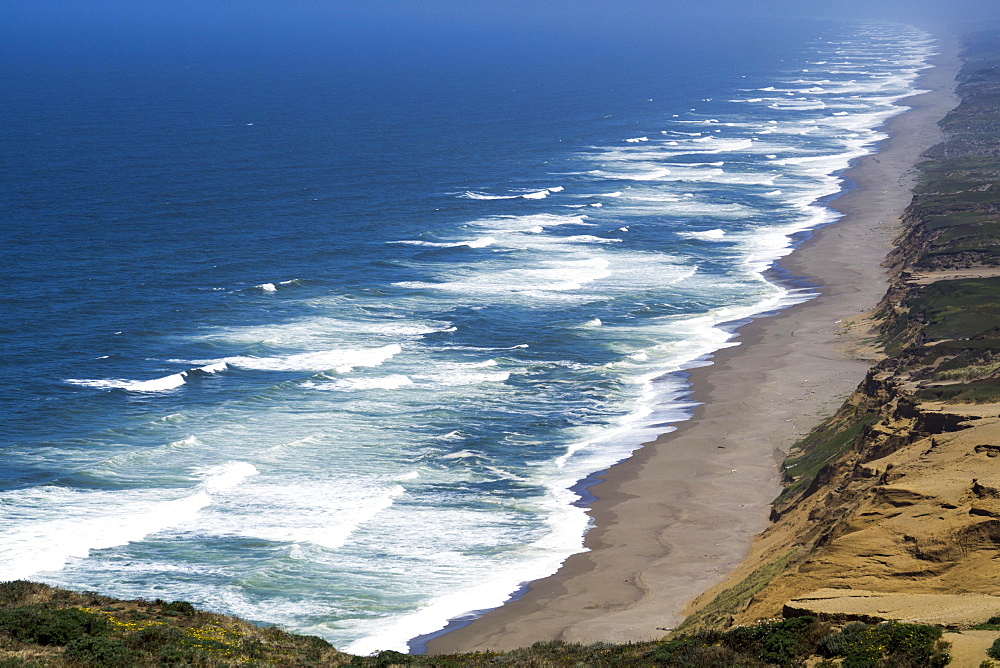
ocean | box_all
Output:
[1,6,932,654]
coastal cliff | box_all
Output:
[679,31,1000,652]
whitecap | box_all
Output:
[561,235,621,244]
[461,191,519,200]
[66,372,188,393]
[197,362,228,374]
[423,370,511,386]
[389,237,496,249]
[440,450,481,460]
[312,375,415,391]
[679,229,726,241]
[521,189,550,199]
[225,344,402,373]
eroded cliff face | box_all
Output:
[680,31,1000,633]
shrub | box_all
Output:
[64,636,137,666]
[988,635,1000,661]
[721,616,819,666]
[0,659,41,668]
[976,615,1000,631]
[151,645,207,666]
[818,621,948,668]
[124,624,188,652]
[646,635,757,667]
[817,621,869,657]
[351,649,415,665]
[154,599,196,616]
[0,607,108,646]
[0,582,52,607]
[645,617,825,667]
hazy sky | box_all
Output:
[5,0,1000,38]
[2,1,999,73]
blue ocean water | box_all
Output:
[1,6,931,653]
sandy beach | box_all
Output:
[427,31,962,654]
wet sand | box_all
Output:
[427,32,961,653]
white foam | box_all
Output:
[344,487,589,655]
[225,344,402,373]
[390,237,496,249]
[196,461,260,493]
[462,186,563,200]
[440,450,480,460]
[561,235,621,244]
[467,213,589,233]
[521,189,550,199]
[257,283,277,292]
[395,255,613,299]
[0,462,258,581]
[461,191,519,200]
[197,480,405,551]
[428,370,510,386]
[411,358,511,386]
[312,375,415,391]
[66,372,188,393]
[197,362,228,374]
[679,229,726,241]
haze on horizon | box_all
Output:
[4,0,1000,61]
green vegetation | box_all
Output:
[0,582,954,666]
[990,635,1000,661]
[0,581,347,666]
[886,278,1000,344]
[972,614,1000,631]
[673,550,799,635]
[816,621,949,668]
[777,409,879,507]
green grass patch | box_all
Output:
[777,411,879,507]
[672,550,799,635]
[916,379,1000,403]
[935,360,1000,380]
[881,278,1000,354]
[916,278,1000,341]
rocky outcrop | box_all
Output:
[783,589,1000,627]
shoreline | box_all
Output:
[425,30,961,654]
